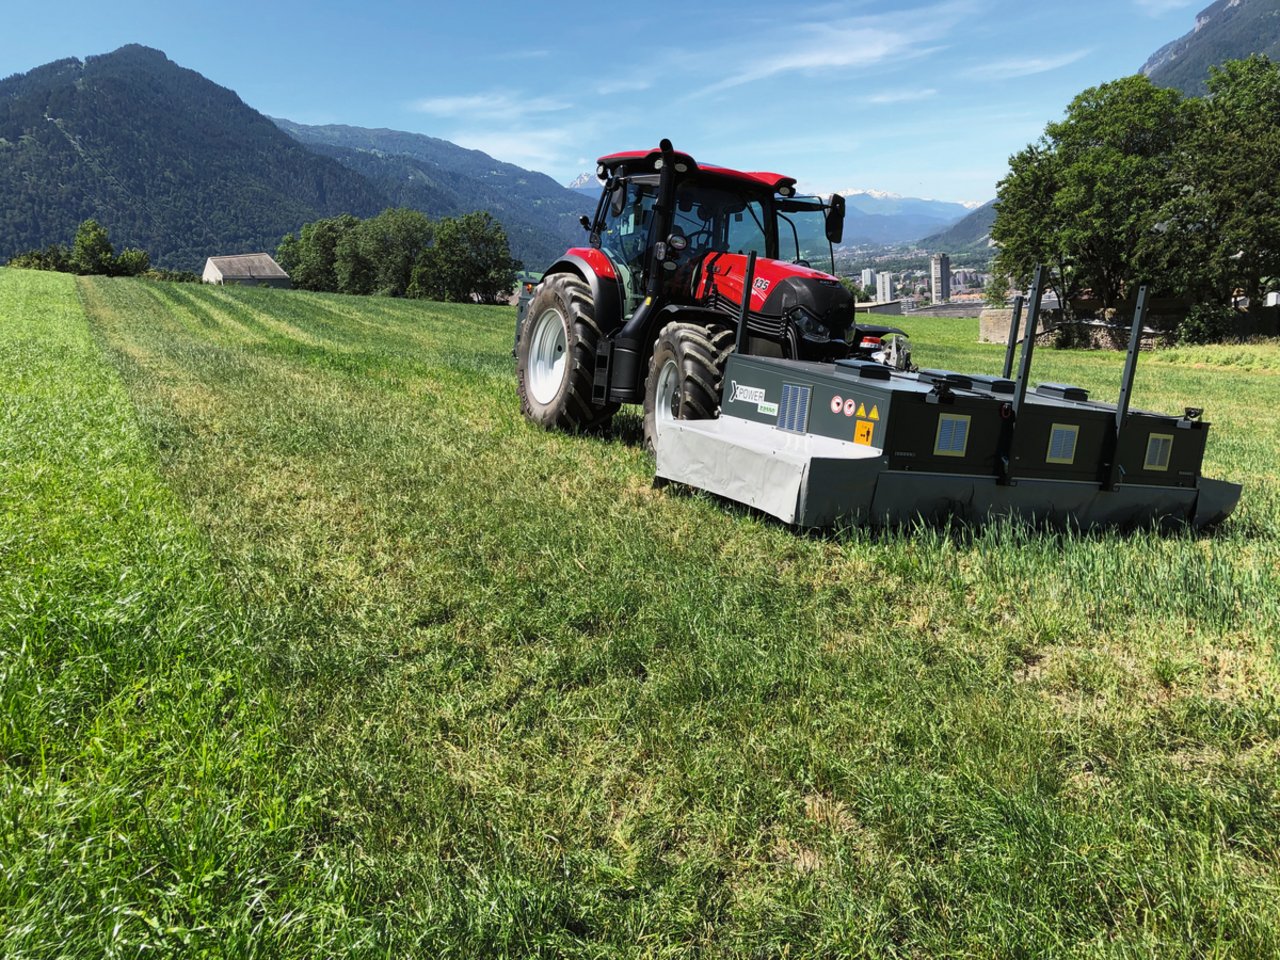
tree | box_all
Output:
[984,272,1010,307]
[355,208,433,297]
[334,227,375,295]
[276,232,301,276]
[114,247,151,276]
[1161,55,1280,313]
[412,212,518,303]
[7,242,70,271]
[992,76,1186,316]
[286,214,360,292]
[992,143,1077,312]
[70,219,116,275]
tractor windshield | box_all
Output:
[776,197,835,275]
[671,180,769,259]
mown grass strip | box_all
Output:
[0,269,385,958]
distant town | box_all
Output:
[846,251,992,316]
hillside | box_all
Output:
[921,198,998,258]
[1142,0,1280,94]
[0,45,385,268]
[272,120,593,270]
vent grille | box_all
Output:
[1145,433,1173,471]
[777,383,811,433]
[934,413,970,457]
[1046,423,1079,465]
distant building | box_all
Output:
[876,272,895,302]
[860,268,876,290]
[202,253,291,288]
[930,253,951,303]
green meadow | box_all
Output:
[2,267,1278,958]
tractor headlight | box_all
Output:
[789,306,830,342]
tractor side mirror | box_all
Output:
[579,215,591,231]
[609,184,626,217]
[826,193,846,244]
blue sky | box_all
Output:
[4,0,1206,203]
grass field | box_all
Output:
[2,266,1278,958]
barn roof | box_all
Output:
[206,253,289,279]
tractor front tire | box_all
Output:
[643,321,734,452]
[517,274,618,432]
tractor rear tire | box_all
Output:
[517,273,619,432]
[643,321,734,452]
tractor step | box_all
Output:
[592,340,612,405]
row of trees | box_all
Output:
[7,219,155,277]
[276,208,520,303]
[992,55,1280,337]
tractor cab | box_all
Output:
[588,149,845,322]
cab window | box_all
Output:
[597,179,657,315]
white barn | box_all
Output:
[202,253,290,288]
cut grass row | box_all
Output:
[0,271,379,956]
[4,268,1279,956]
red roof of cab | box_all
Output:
[597,148,797,195]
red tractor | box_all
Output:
[515,139,908,446]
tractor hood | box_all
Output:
[692,252,852,319]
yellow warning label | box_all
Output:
[855,420,874,446]
[869,404,880,421]
[855,402,867,419]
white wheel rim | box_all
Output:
[654,357,680,435]
[528,307,568,405]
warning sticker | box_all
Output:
[869,405,880,421]
[855,420,875,446]
[855,402,867,419]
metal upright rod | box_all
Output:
[1002,295,1025,380]
[1011,266,1045,418]
[1102,286,1150,491]
[734,251,757,354]
[1115,286,1149,433]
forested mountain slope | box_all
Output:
[0,45,385,268]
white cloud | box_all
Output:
[963,49,1092,80]
[408,92,571,123]
[688,2,973,98]
[865,88,938,104]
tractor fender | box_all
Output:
[539,250,624,336]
